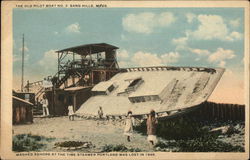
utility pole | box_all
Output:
[21,34,24,92]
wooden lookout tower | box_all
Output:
[52,43,121,89]
[36,43,123,115]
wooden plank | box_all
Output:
[209,102,212,120]
[228,104,232,120]
[223,104,227,121]
[222,104,225,120]
[199,103,203,120]
[204,102,208,120]
[224,104,228,120]
[207,102,211,120]
[236,105,240,120]
[226,105,231,120]
[240,105,243,120]
[239,105,243,120]
[235,105,238,120]
[216,103,219,119]
[20,106,26,122]
[73,94,77,112]
[214,103,217,120]
[218,104,221,120]
[242,106,245,121]
[217,103,220,120]
[212,103,215,120]
[231,104,235,120]
[232,104,236,121]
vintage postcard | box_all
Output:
[1,1,249,160]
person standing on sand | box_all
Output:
[98,106,104,119]
[41,95,49,116]
[124,111,135,142]
[68,105,74,121]
[146,109,158,146]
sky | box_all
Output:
[13,8,245,104]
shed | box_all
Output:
[45,86,92,116]
[13,96,33,124]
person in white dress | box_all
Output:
[123,111,135,142]
[68,105,74,121]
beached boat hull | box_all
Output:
[76,66,225,118]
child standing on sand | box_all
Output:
[68,105,74,121]
[124,111,135,142]
[98,106,104,119]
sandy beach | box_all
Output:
[13,116,245,152]
[13,116,156,152]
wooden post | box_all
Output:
[236,105,239,120]
[228,104,231,120]
[226,104,229,120]
[104,71,107,81]
[73,93,76,112]
[200,104,204,120]
[217,103,220,120]
[203,102,206,120]
[239,105,242,120]
[216,103,219,120]
[222,105,226,121]
[240,105,243,120]
[91,71,94,85]
[73,52,75,85]
[205,102,208,120]
[211,102,214,120]
[232,105,236,121]
[220,104,223,120]
[58,52,60,77]
[231,105,234,121]
[230,104,234,120]
[16,107,20,124]
[210,102,214,120]
[52,86,56,115]
[235,105,238,120]
[21,34,25,92]
[26,80,29,92]
[242,105,245,121]
[214,103,217,120]
[240,105,246,120]
[227,104,230,120]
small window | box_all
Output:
[151,95,159,101]
[140,97,145,102]
[125,77,144,93]
[107,84,115,92]
[128,78,142,87]
[25,94,30,101]
[129,97,135,103]
[145,96,151,101]
[136,97,141,103]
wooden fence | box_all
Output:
[190,101,245,121]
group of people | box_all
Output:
[124,110,158,146]
[41,97,157,145]
[40,95,74,120]
[97,107,158,145]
